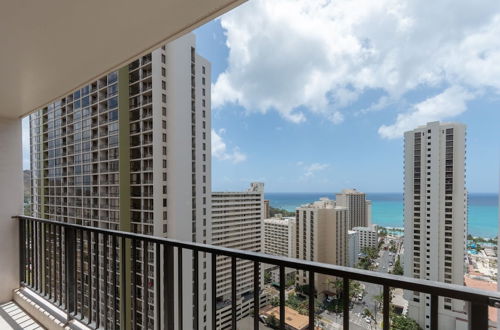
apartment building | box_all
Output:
[263,216,296,282]
[403,121,467,329]
[347,225,378,268]
[295,198,348,293]
[211,182,264,329]
[263,199,270,219]
[336,188,371,229]
[29,33,211,330]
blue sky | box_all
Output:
[192,0,500,193]
[22,0,500,194]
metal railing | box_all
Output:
[15,215,500,330]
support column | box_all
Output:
[0,117,23,303]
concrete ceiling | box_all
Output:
[0,0,244,119]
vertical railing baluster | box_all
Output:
[120,237,127,330]
[212,253,217,330]
[88,231,93,325]
[28,219,33,287]
[79,229,84,316]
[143,241,149,329]
[253,261,260,330]
[112,235,117,330]
[34,221,38,291]
[193,249,199,330]
[383,285,390,330]
[58,225,62,306]
[468,301,488,330]
[132,238,137,330]
[51,223,55,301]
[103,234,108,330]
[231,257,237,329]
[19,217,25,285]
[177,247,183,330]
[343,278,349,330]
[165,244,174,330]
[430,294,438,330]
[96,232,100,328]
[155,243,161,330]
[279,265,285,330]
[64,226,76,322]
[308,271,315,330]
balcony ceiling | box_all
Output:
[0,0,244,119]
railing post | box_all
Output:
[18,217,25,285]
[64,226,76,321]
[430,294,438,330]
[468,301,488,330]
[383,285,390,330]
[343,277,349,330]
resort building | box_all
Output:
[336,188,372,229]
[295,198,348,293]
[403,121,467,329]
[211,182,265,329]
[29,33,211,330]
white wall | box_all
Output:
[0,117,23,302]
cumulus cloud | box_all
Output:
[211,129,247,163]
[378,86,474,138]
[213,0,500,133]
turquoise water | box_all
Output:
[265,193,499,238]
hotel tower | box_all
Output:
[29,33,211,330]
[403,121,467,329]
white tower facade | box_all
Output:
[403,121,467,329]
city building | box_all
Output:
[28,33,211,330]
[211,182,265,329]
[295,198,348,293]
[336,188,372,229]
[263,215,296,283]
[347,225,378,268]
[403,121,467,329]
[263,199,270,219]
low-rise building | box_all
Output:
[347,225,378,268]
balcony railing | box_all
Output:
[14,215,500,330]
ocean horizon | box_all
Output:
[265,192,499,238]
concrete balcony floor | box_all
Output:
[0,301,44,330]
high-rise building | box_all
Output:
[264,216,296,258]
[403,121,467,329]
[295,198,348,293]
[29,33,211,330]
[263,216,296,283]
[263,199,270,219]
[347,225,378,268]
[336,188,371,229]
[211,182,264,329]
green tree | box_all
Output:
[392,256,404,275]
[270,296,279,307]
[269,206,295,217]
[266,314,279,328]
[391,315,422,330]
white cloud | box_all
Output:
[213,0,500,131]
[301,162,329,178]
[211,129,247,163]
[378,86,474,138]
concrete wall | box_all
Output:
[0,117,23,302]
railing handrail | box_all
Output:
[14,215,500,308]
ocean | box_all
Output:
[264,192,499,238]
